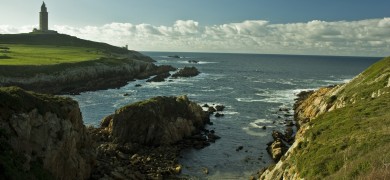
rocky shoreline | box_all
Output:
[249,90,316,179]
[146,66,201,83]
[0,57,178,95]
[0,87,221,179]
[0,60,203,95]
[256,84,347,179]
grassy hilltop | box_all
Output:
[0,33,161,94]
[0,33,152,66]
[0,33,154,76]
[0,33,129,54]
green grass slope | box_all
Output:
[0,44,102,65]
[292,57,390,179]
[0,33,129,54]
[0,33,153,66]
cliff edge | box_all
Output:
[0,87,219,179]
[259,57,390,179]
[0,86,96,180]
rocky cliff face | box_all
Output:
[0,87,217,180]
[101,95,209,145]
[258,85,352,179]
[0,87,95,180]
[0,58,175,95]
[259,57,390,179]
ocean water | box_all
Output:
[71,52,380,179]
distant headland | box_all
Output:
[0,2,202,95]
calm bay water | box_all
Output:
[71,52,380,179]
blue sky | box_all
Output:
[1,0,390,56]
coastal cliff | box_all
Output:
[259,57,390,179]
[0,87,217,179]
[0,33,176,95]
[0,58,175,95]
[0,87,95,180]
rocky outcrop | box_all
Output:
[146,72,171,82]
[90,95,218,179]
[266,131,289,162]
[0,87,219,180]
[0,87,95,180]
[101,95,210,145]
[137,65,177,80]
[172,66,200,78]
[0,59,176,95]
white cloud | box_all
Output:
[1,18,390,56]
[173,20,199,35]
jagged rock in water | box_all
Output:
[207,106,217,114]
[146,72,171,82]
[171,67,200,78]
[136,65,177,80]
[0,87,95,180]
[215,112,224,117]
[101,95,210,145]
[215,105,225,111]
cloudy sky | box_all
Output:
[1,0,390,57]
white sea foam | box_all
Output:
[200,89,216,92]
[198,61,218,64]
[253,78,296,86]
[249,119,272,128]
[323,78,352,84]
[157,60,169,63]
[236,98,263,102]
[223,111,239,115]
[177,60,218,64]
[242,127,268,137]
[254,88,317,104]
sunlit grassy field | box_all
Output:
[0,44,104,65]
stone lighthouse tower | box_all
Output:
[39,2,48,31]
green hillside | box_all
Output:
[0,33,153,66]
[293,57,390,179]
[0,33,129,54]
[0,44,102,65]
